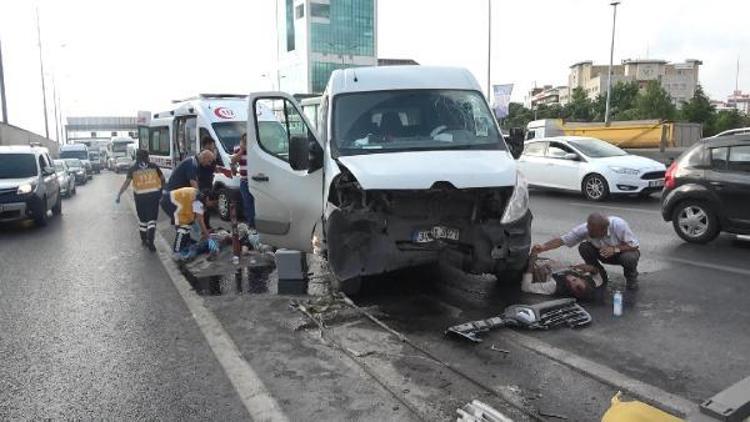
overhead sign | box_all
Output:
[492,84,514,119]
[213,107,236,119]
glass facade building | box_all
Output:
[277,0,377,94]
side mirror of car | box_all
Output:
[43,166,56,176]
[289,135,310,171]
[508,128,525,160]
[564,153,579,161]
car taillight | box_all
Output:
[664,161,677,190]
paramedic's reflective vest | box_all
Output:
[169,187,200,226]
[130,163,163,194]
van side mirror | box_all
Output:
[43,166,56,176]
[289,135,310,171]
[507,128,525,160]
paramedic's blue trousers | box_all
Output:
[134,191,160,246]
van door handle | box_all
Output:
[251,173,269,182]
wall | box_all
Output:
[0,122,59,156]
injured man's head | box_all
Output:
[555,270,597,300]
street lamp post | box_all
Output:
[604,1,621,125]
[487,0,492,100]
[0,39,8,124]
[36,7,50,139]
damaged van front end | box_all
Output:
[323,153,532,282]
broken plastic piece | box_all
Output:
[457,400,514,422]
[446,298,592,343]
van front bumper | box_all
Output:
[0,194,43,223]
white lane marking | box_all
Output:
[503,331,696,418]
[125,199,288,422]
[566,202,661,215]
[662,256,750,277]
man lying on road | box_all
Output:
[532,212,641,290]
[522,253,604,301]
[161,186,215,260]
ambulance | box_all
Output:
[138,94,248,220]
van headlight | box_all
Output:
[501,170,529,224]
[17,183,35,195]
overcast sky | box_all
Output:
[1,0,748,138]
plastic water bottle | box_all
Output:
[613,290,623,316]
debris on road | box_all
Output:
[457,400,514,422]
[446,298,592,343]
[489,345,510,357]
[538,409,568,420]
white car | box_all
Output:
[518,136,666,201]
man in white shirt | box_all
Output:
[532,213,641,290]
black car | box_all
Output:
[661,135,750,243]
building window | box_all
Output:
[295,4,304,19]
[309,0,375,57]
[286,0,295,51]
[310,3,331,18]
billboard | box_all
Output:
[492,84,514,119]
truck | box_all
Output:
[59,144,93,179]
[244,66,531,293]
[107,137,136,171]
[525,119,703,149]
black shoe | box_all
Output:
[626,279,639,291]
[147,243,156,252]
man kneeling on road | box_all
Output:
[522,254,604,301]
[162,186,214,260]
[533,213,641,290]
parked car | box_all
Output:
[244,66,531,293]
[63,158,87,185]
[53,159,77,197]
[0,145,62,226]
[518,136,666,201]
[661,135,750,243]
[114,156,132,173]
[88,150,102,174]
[710,127,750,138]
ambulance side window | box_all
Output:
[185,117,197,157]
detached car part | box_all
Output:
[445,298,592,343]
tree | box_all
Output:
[592,81,640,121]
[711,109,746,136]
[535,103,565,119]
[635,80,677,121]
[680,85,715,125]
[501,102,535,130]
[564,87,593,121]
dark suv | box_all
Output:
[0,145,62,226]
[661,135,750,243]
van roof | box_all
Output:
[327,66,482,95]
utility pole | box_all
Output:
[604,1,620,125]
[53,79,60,143]
[36,7,50,139]
[0,39,8,124]
[487,0,492,100]
[736,57,740,93]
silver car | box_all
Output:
[53,159,77,197]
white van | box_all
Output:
[139,94,248,220]
[245,66,532,292]
[59,144,92,179]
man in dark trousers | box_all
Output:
[231,133,255,228]
[197,136,217,229]
[533,213,641,290]
[116,149,165,251]
[161,150,215,222]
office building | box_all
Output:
[276,0,378,94]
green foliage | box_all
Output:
[592,81,640,121]
[564,87,593,121]
[501,102,535,130]
[680,85,714,125]
[634,80,677,120]
[710,109,749,136]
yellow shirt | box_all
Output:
[169,187,202,226]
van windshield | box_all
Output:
[0,154,37,179]
[212,122,245,152]
[332,90,505,156]
[112,143,129,153]
[60,150,89,160]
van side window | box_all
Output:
[255,98,314,163]
[150,127,170,156]
[38,155,46,173]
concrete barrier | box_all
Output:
[0,122,59,156]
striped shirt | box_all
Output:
[234,146,247,180]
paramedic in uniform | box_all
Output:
[161,186,212,258]
[116,149,165,252]
[161,150,215,223]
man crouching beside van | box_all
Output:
[162,186,214,260]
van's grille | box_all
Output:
[0,188,16,196]
[641,171,665,180]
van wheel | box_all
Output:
[52,193,62,216]
[217,189,231,221]
[672,200,719,244]
[582,174,609,201]
[34,198,48,227]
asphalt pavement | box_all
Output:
[0,173,247,420]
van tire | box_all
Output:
[34,198,48,227]
[52,193,62,216]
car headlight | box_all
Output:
[501,170,529,224]
[17,183,35,194]
[608,166,640,175]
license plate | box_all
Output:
[413,226,460,243]
[649,179,665,188]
